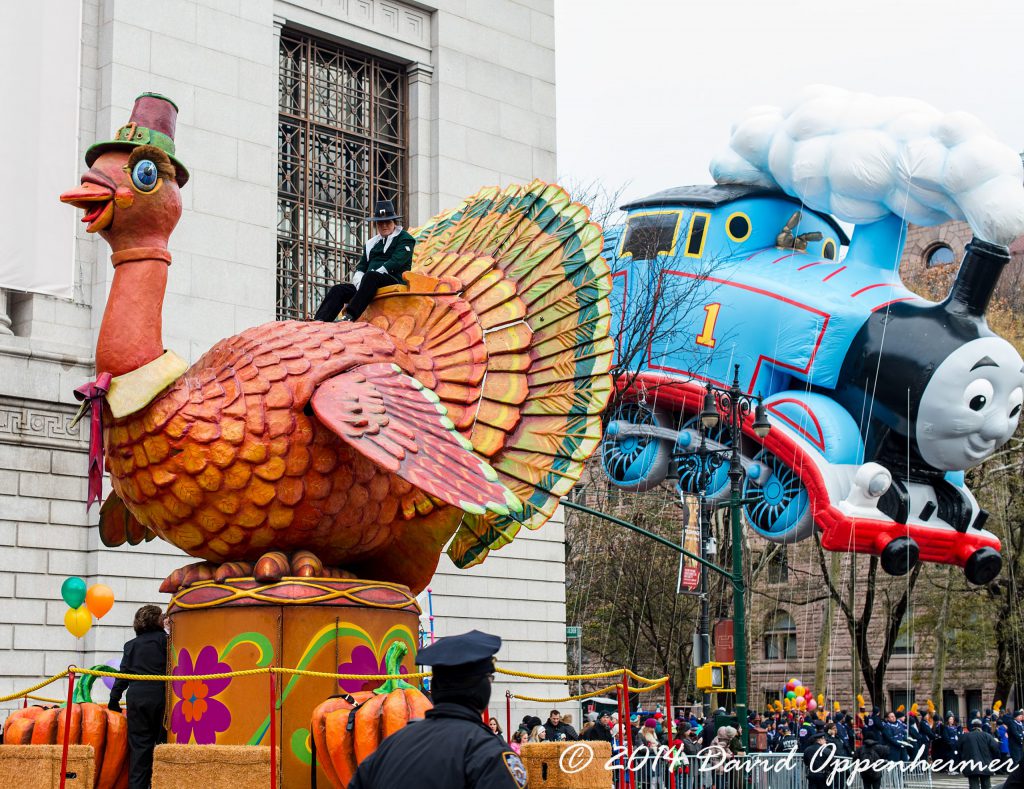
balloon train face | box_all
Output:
[600,190,1020,586]
[917,338,1023,471]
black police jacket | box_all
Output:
[109,629,167,703]
[355,229,416,282]
[348,702,527,788]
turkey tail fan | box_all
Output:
[410,180,613,568]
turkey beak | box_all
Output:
[61,172,116,233]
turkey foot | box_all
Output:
[160,552,358,592]
[253,550,357,582]
[159,561,218,593]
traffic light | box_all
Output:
[696,662,733,692]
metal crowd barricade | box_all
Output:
[625,750,936,789]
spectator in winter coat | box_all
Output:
[582,712,614,745]
[959,719,1002,789]
[544,710,579,742]
[856,728,892,789]
[826,721,851,758]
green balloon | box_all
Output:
[61,576,87,609]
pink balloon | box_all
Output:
[807,699,818,711]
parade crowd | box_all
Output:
[506,704,1024,789]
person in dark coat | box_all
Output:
[348,630,527,789]
[919,713,935,758]
[959,719,1003,789]
[825,720,851,758]
[855,728,891,789]
[313,199,416,322]
[940,715,963,763]
[108,605,168,789]
[1004,710,1024,765]
[997,752,1023,789]
[881,712,905,762]
[804,730,832,789]
[544,709,579,741]
[582,712,614,744]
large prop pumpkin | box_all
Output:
[311,643,432,788]
[2,674,129,788]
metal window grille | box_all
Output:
[277,30,407,320]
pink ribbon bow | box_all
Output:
[72,372,113,509]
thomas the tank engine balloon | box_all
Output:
[601,86,1024,584]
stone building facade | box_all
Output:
[0,0,568,722]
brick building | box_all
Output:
[0,0,568,721]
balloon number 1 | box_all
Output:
[60,577,116,639]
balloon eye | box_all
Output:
[963,379,994,413]
[131,159,159,191]
[1011,405,1022,419]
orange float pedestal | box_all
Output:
[166,577,421,788]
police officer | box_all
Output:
[313,199,416,323]
[108,605,168,789]
[349,630,527,788]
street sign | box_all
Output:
[566,626,582,639]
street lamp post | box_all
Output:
[677,363,770,750]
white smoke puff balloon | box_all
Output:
[711,85,1024,246]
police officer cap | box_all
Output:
[416,630,501,678]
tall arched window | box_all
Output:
[277,30,407,320]
[763,611,797,660]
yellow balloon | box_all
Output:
[64,605,92,638]
[794,685,806,697]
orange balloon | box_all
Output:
[86,584,115,619]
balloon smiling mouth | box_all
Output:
[61,175,115,233]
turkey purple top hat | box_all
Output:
[86,92,189,186]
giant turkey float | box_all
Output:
[2,93,614,787]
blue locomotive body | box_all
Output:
[601,184,1013,584]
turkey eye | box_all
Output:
[969,395,987,411]
[131,159,159,192]
[1010,387,1023,420]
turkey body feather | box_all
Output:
[98,180,613,592]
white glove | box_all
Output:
[375,266,388,275]
[352,271,364,288]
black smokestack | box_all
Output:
[944,237,1010,319]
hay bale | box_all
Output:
[0,744,95,788]
[520,741,613,788]
[152,744,271,788]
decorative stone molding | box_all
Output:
[279,0,431,49]
[0,397,88,450]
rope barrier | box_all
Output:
[2,665,670,705]
[509,678,669,703]
[0,670,69,703]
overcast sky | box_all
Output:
[554,0,1024,206]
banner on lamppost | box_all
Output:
[714,620,735,663]
[677,496,701,594]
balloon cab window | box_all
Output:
[620,211,682,259]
